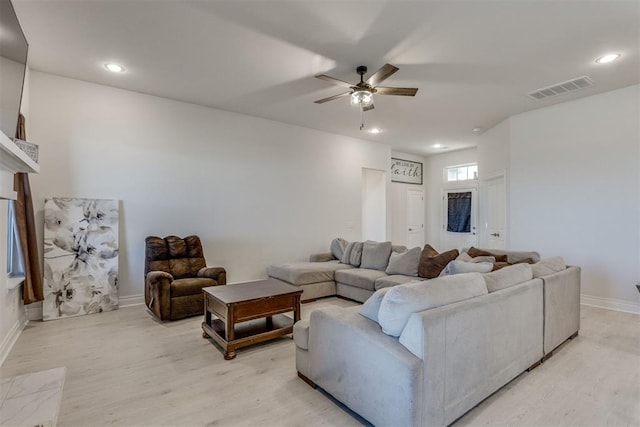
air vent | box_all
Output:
[528,76,594,100]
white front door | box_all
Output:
[484,174,506,249]
[406,189,424,248]
[442,188,477,250]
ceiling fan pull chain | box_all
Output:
[360,109,365,130]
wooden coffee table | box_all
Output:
[201,279,302,360]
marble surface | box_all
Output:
[0,367,65,427]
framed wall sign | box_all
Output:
[391,158,423,185]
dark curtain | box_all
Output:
[447,192,472,233]
[14,114,43,304]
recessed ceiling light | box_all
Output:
[433,143,442,148]
[595,53,621,64]
[369,128,381,134]
[473,127,482,133]
[104,63,125,73]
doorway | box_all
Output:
[442,188,477,250]
[483,173,506,249]
[362,168,386,241]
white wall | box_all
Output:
[389,151,426,247]
[362,168,386,241]
[509,85,640,306]
[28,71,391,299]
[424,148,477,251]
[0,67,31,365]
[476,119,510,247]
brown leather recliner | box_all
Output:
[144,235,226,320]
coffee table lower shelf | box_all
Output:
[202,315,294,360]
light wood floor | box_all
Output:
[1,300,639,426]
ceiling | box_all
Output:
[12,0,640,156]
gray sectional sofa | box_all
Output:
[292,252,581,427]
[268,240,430,302]
[267,240,543,303]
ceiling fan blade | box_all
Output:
[366,64,399,87]
[314,91,351,104]
[315,74,354,89]
[375,87,418,96]
[362,102,375,112]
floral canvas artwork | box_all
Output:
[42,198,119,320]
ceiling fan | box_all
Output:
[314,64,418,112]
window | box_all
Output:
[7,201,25,278]
[445,163,478,182]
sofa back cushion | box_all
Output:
[341,241,363,267]
[385,246,421,276]
[360,241,393,271]
[483,263,533,292]
[359,287,393,323]
[330,237,348,260]
[465,247,541,264]
[378,273,488,337]
[532,256,566,278]
[418,245,459,278]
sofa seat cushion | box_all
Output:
[267,261,354,285]
[375,275,423,290]
[378,273,488,337]
[293,319,310,350]
[170,277,216,298]
[335,268,388,291]
[483,263,533,292]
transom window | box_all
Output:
[445,163,478,182]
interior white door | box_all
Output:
[406,189,424,248]
[442,188,477,250]
[485,175,506,249]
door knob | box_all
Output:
[409,228,413,231]
[491,233,500,237]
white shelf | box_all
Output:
[0,130,39,174]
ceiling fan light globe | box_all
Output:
[351,90,373,106]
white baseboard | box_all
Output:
[0,318,27,367]
[581,294,640,315]
[119,294,144,307]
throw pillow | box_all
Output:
[470,256,496,263]
[467,247,508,263]
[422,244,440,258]
[359,287,392,323]
[483,263,533,292]
[532,256,566,278]
[378,273,488,336]
[385,246,421,276]
[330,237,348,260]
[457,252,495,263]
[341,241,363,267]
[456,251,473,262]
[440,260,493,276]
[418,247,459,278]
[491,262,511,271]
[360,241,393,271]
